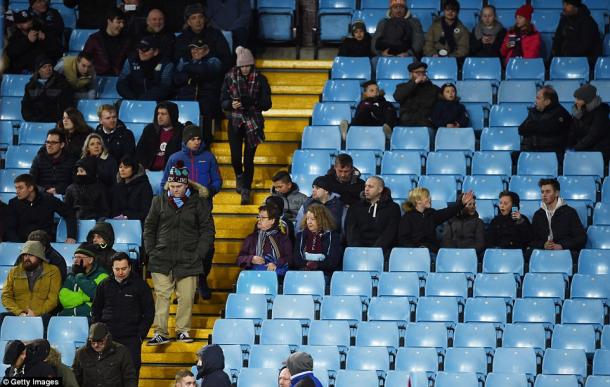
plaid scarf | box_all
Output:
[227,66,265,148]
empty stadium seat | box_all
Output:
[542,349,588,378]
[301,126,341,150]
[456,80,494,105]
[282,271,326,298]
[382,174,416,200]
[390,126,430,152]
[424,273,468,299]
[551,324,597,354]
[585,376,610,387]
[220,344,244,372]
[530,250,573,276]
[415,296,460,324]
[334,370,379,387]
[56,219,95,243]
[578,250,610,274]
[377,79,401,102]
[97,76,119,99]
[570,273,610,300]
[512,297,557,325]
[517,152,558,176]
[104,219,141,245]
[235,271,278,296]
[523,273,567,300]
[381,150,422,175]
[444,347,488,375]
[212,319,255,346]
[436,248,477,274]
[322,79,362,103]
[503,323,547,351]
[4,145,40,169]
[436,372,480,387]
[237,368,277,387]
[593,349,610,375]
[376,57,413,79]
[345,150,377,175]
[498,80,538,103]
[68,28,95,53]
[435,127,475,153]
[535,375,579,387]
[291,149,333,176]
[506,58,546,82]
[0,74,30,97]
[346,346,390,372]
[546,80,583,103]
[462,174,503,199]
[591,80,610,102]
[18,122,56,145]
[77,99,116,122]
[559,176,597,203]
[426,151,466,176]
[603,326,610,348]
[0,169,24,193]
[271,295,315,321]
[0,316,44,341]
[224,294,268,322]
[473,273,517,300]
[308,320,351,347]
[318,0,355,43]
[331,56,371,80]
[594,57,610,80]
[377,272,420,298]
[248,344,291,369]
[119,100,157,123]
[594,203,610,225]
[351,9,386,34]
[509,175,542,200]
[320,295,363,322]
[330,271,373,297]
[483,249,524,275]
[259,319,302,346]
[480,127,520,152]
[367,296,412,326]
[489,104,529,127]
[418,175,458,203]
[388,247,431,273]
[471,151,513,176]
[550,57,590,81]
[394,347,439,373]
[404,322,448,349]
[355,321,400,349]
[257,0,296,42]
[464,297,508,324]
[587,226,610,249]
[421,57,458,81]
[453,322,497,349]
[46,316,89,346]
[299,345,341,372]
[346,126,386,151]
[486,373,529,387]
[462,57,502,85]
[464,103,486,131]
[493,347,538,376]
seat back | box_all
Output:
[301,125,341,150]
[331,56,372,80]
[550,57,590,81]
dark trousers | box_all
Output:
[228,123,257,190]
[115,336,142,376]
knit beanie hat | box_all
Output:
[12,9,32,24]
[35,55,54,71]
[285,352,314,375]
[574,84,597,104]
[183,124,202,143]
[167,160,189,184]
[75,242,100,260]
[389,0,405,7]
[236,46,255,67]
[19,241,47,262]
[27,230,51,250]
[564,0,582,6]
[184,3,205,20]
[515,4,533,21]
[312,175,333,193]
[3,340,25,365]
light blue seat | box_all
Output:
[4,145,40,169]
[259,319,302,346]
[48,243,78,267]
[463,103,486,131]
[235,271,278,296]
[272,295,315,321]
[503,323,547,350]
[146,171,163,196]
[119,100,157,124]
[334,370,379,387]
[586,226,610,249]
[330,271,373,297]
[434,127,475,153]
[563,152,604,179]
[257,0,296,42]
[18,122,56,145]
[0,120,14,147]
[390,126,430,152]
[331,56,372,80]
[318,0,355,43]
[377,272,419,298]
[381,150,422,175]
[444,347,488,375]
[68,28,95,52]
[535,375,579,387]
[97,76,120,99]
[0,243,21,266]
[559,176,597,203]
[282,271,325,297]
[0,169,26,193]
[46,316,89,347]
[453,322,497,349]
[594,203,610,225]
[171,101,200,125]
[421,57,458,81]
[386,371,430,387]
[415,296,459,324]
[376,57,413,80]
[456,80,494,105]
[220,344,243,372]
[320,295,363,322]
[104,219,141,245]
[299,345,341,372]
[552,324,597,354]
[498,80,538,103]
[308,320,351,347]
[593,349,610,375]
[522,273,567,300]
[435,372,479,387]
[343,246,384,274]
[462,175,505,200]
[345,150,377,175]
[480,127,521,152]
[312,102,352,126]
[489,104,529,127]
[486,373,529,387]
[248,344,291,369]
[483,249,524,275]
[0,97,23,122]
[464,297,508,324]
[346,346,390,372]
[512,297,557,324]
[531,10,561,33]
[382,174,416,200]
[292,174,315,197]
[506,58,546,82]
[322,79,361,103]
[418,175,458,203]
[291,149,333,176]
[394,347,439,373]
[424,273,468,299]
[571,274,610,300]
[426,151,466,176]
[509,175,542,201]
[436,248,477,275]
[473,273,517,301]
[301,126,341,150]
[591,80,610,102]
[377,79,401,102]
[530,250,573,276]
[76,99,116,122]
[476,199,497,224]
[545,80,583,103]
[367,296,412,326]
[542,349,588,378]
[410,8,435,30]
[531,0,563,8]
[0,316,43,341]
[517,152,558,176]
[550,57,590,82]
[351,9,386,34]
[346,126,386,151]
[404,322,448,349]
[237,368,277,387]
[594,57,610,80]
[462,57,502,85]
[493,347,538,376]
[578,250,610,274]
[586,376,610,387]
[388,247,431,273]
[212,319,255,346]
[355,321,400,348]
[0,74,30,97]
[56,219,95,243]
[224,294,268,322]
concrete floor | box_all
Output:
[255,45,340,60]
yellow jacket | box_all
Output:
[1,262,61,316]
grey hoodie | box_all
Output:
[372,8,425,56]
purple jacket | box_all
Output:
[236,225,293,270]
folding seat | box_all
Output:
[531,10,561,33]
[471,152,512,177]
[77,99,116,122]
[545,80,583,103]
[455,80,493,105]
[410,8,435,30]
[97,76,119,99]
[563,152,603,179]
[586,376,610,387]
[388,247,431,274]
[320,295,363,322]
[578,250,610,274]
[235,271,278,295]
[454,322,497,349]
[330,271,373,297]
[346,346,390,372]
[404,322,448,350]
[299,345,341,372]
[489,104,529,127]
[301,126,341,150]
[551,324,596,354]
[530,250,573,276]
[146,171,163,196]
[444,347,488,375]
[434,127,475,154]
[483,249,524,275]
[421,57,458,82]
[212,319,255,346]
[0,242,22,266]
[105,219,141,246]
[505,58,546,82]
[562,298,605,326]
[394,347,439,373]
[224,294,268,322]
[346,126,386,151]
[594,203,610,226]
[4,145,39,169]
[418,175,458,203]
[462,57,502,85]
[237,368,277,387]
[595,57,610,80]
[512,298,557,325]
[376,57,413,80]
[390,126,430,152]
[46,316,89,347]
[464,297,508,324]
[283,271,325,298]
[593,349,610,375]
[587,226,610,249]
[220,344,243,372]
[248,344,291,369]
[604,325,610,349]
[322,79,362,103]
[509,175,542,201]
[493,347,538,376]
[559,176,597,204]
[118,100,158,124]
[257,0,296,42]
[345,150,377,175]
[531,0,563,8]
[0,96,23,122]
[367,296,412,326]
[0,74,30,97]
[355,321,400,349]
[386,371,429,387]
[542,349,588,378]
[351,9,386,34]
[415,296,459,325]
[436,248,477,275]
[498,80,538,103]
[522,273,567,300]
[502,323,547,350]
[424,273,468,299]
[572,274,610,301]
[291,149,333,176]
[381,150,422,176]
[377,79,401,102]
[480,127,521,152]
[311,102,352,126]
[602,179,610,202]
[382,174,416,200]
[334,370,379,387]
[0,120,13,148]
[331,56,372,80]
[535,375,579,387]
[0,316,43,341]
[463,103,486,131]
[425,151,466,176]
[343,246,384,274]
[318,0,356,43]
[473,273,517,301]
[377,272,420,298]
[56,219,95,243]
[517,152,558,176]
[67,28,96,53]
[591,80,610,102]
[259,319,302,346]
[550,57,590,82]
[477,199,497,224]
[271,295,316,321]
[307,320,351,347]
[0,169,23,193]
[486,373,529,387]
[435,372,479,387]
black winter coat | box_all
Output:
[91,271,154,340]
[21,72,74,123]
[519,102,572,154]
[24,340,56,378]
[569,101,610,161]
[111,165,154,222]
[352,95,398,127]
[174,26,232,70]
[73,339,137,387]
[64,130,91,159]
[531,203,587,251]
[30,7,65,51]
[196,345,232,387]
[94,122,136,163]
[30,149,77,195]
[486,213,532,249]
[441,212,486,255]
[469,25,506,57]
[83,30,131,76]
[86,221,116,272]
[398,203,461,253]
[552,4,602,65]
[325,167,365,206]
[338,34,374,57]
[6,29,62,74]
[92,154,119,189]
[64,181,110,220]
[431,100,470,128]
[63,0,117,29]
[292,229,343,278]
[394,80,439,127]
[47,246,68,282]
[116,55,174,101]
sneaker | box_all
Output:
[147,334,170,346]
[382,124,392,140]
[177,332,194,343]
[241,189,251,205]
[340,119,349,141]
[235,174,243,194]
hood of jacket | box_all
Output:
[385,7,413,20]
[541,197,566,212]
[86,221,115,247]
[115,163,147,185]
[24,340,51,367]
[163,180,210,199]
[153,101,181,130]
[196,344,225,379]
[359,186,393,204]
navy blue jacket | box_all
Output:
[117,55,174,101]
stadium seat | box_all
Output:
[426,151,466,176]
[390,126,430,152]
[473,273,517,300]
[76,99,116,122]
[330,271,373,297]
[404,322,448,349]
[355,321,400,348]
[282,271,326,298]
[97,76,119,99]
[591,80,610,102]
[483,249,524,275]
[436,372,479,387]
[145,171,163,196]
[377,272,420,298]
[594,203,610,225]
[346,126,386,151]
[471,151,512,177]
[224,294,268,322]
[4,145,39,169]
[531,9,561,33]
[0,242,22,265]
[68,28,95,53]
[498,80,538,103]
[410,8,435,30]
[415,296,459,324]
[604,326,610,348]
[291,149,333,176]
[486,373,529,387]
[536,375,579,387]
[578,250,610,274]
[388,247,431,274]
[502,323,547,351]
[220,344,243,372]
[587,226,610,249]
[237,368,277,387]
[376,57,413,80]
[308,320,351,347]
[586,376,610,387]
[104,219,141,245]
[523,273,567,300]
[512,297,557,325]
[394,347,439,373]
[530,250,573,276]
[550,57,590,81]
[542,349,587,378]
[382,174,416,200]
[271,295,315,321]
[351,9,386,34]
[545,80,583,103]
[0,316,43,341]
[212,319,255,346]
[489,104,529,127]
[531,0,562,8]
[257,0,296,42]
[334,370,379,387]
[345,150,377,174]
[0,169,24,193]
[436,248,477,275]
[480,127,520,152]
[509,175,542,200]
[367,296,412,326]
[434,127,475,153]
[444,347,488,375]
[506,58,546,82]
[377,79,401,102]
[343,247,384,274]
[493,347,538,376]
[259,319,303,346]
[594,57,610,80]
[18,122,56,145]
[320,295,363,322]
[421,57,458,81]
[301,126,341,150]
[558,176,597,203]
[248,344,291,369]
[235,271,278,296]
[0,74,30,97]
[593,349,610,375]
[418,175,458,203]
[464,103,486,131]
[171,101,200,125]
[464,297,508,324]
[381,150,422,175]
[462,175,505,199]
[46,316,89,346]
[477,199,498,224]
[119,100,157,123]
[424,273,468,299]
[453,322,497,349]
[322,79,362,103]
[462,57,502,85]
[0,120,13,147]
[455,80,494,105]
[318,0,356,43]
[551,324,596,354]
[346,346,390,372]
[331,56,372,80]
[517,152,558,176]
[0,96,23,122]
[570,274,610,300]
[299,345,341,372]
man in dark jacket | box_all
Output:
[569,84,610,162]
[83,8,131,76]
[5,174,76,243]
[441,193,486,257]
[195,344,231,386]
[27,230,68,281]
[29,0,65,52]
[519,86,572,158]
[21,56,74,123]
[95,104,136,162]
[136,101,185,171]
[30,129,77,195]
[133,8,175,60]
[73,322,137,387]
[394,61,439,127]
[295,176,344,233]
[371,0,424,57]
[63,0,116,29]
[325,153,365,207]
[552,0,602,67]
[345,176,401,258]
[144,161,215,345]
[92,253,154,376]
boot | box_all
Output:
[241,189,251,205]
[198,274,212,300]
[235,174,243,194]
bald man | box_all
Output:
[134,8,175,60]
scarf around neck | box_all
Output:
[256,227,280,258]
[167,187,191,208]
[474,21,504,40]
[441,18,458,53]
[227,66,264,148]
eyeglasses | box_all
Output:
[256,216,270,220]
[45,140,61,145]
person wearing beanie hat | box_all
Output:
[193,344,231,386]
[500,4,541,65]
[569,83,610,162]
[221,46,272,205]
[64,156,111,220]
[553,0,602,66]
[3,340,26,375]
[285,352,323,387]
[1,241,61,327]
[370,0,424,57]
[294,175,345,233]
[423,0,470,58]
[338,20,374,57]
[28,229,68,281]
[58,242,109,317]
[111,155,154,223]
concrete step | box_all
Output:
[139,366,186,380]
[139,379,179,387]
[217,165,285,187]
[142,342,206,353]
[262,71,328,87]
[272,94,319,109]
[146,328,213,339]
[212,142,298,166]
[263,108,312,118]
[214,191,272,205]
[215,240,245,254]
[220,117,309,132]
[256,59,333,70]
[216,130,302,142]
[213,204,260,215]
[142,352,203,364]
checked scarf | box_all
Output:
[227,66,265,148]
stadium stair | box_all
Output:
[138,59,332,387]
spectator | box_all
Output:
[325,153,365,206]
[338,20,374,57]
[553,0,602,67]
[44,346,78,387]
[349,80,397,141]
[519,86,572,156]
[144,161,215,345]
[134,9,175,60]
[94,104,136,163]
[236,204,292,275]
[21,56,74,123]
[28,0,65,52]
[397,187,472,253]
[221,46,272,205]
[92,253,154,376]
[568,84,610,162]
[440,193,485,256]
[424,0,469,58]
[372,0,424,57]
[73,322,138,387]
[431,82,470,129]
[119,0,148,37]
[394,61,439,127]
[54,52,97,100]
[27,229,68,281]
[117,36,174,101]
[292,204,342,281]
[3,340,26,379]
[161,125,222,202]
[470,5,506,57]
[0,241,61,327]
[194,344,232,387]
[500,4,541,66]
[58,107,93,158]
[81,133,119,189]
[30,129,77,195]
[278,367,291,387]
[5,174,76,243]
[58,242,109,316]
[6,340,56,379]
[64,157,111,220]
[83,8,131,76]
[85,221,116,272]
[265,195,297,246]
[345,176,401,257]
[6,10,61,73]
[63,0,117,29]
[175,370,197,387]
[286,352,323,387]
[135,101,185,171]
[270,171,308,223]
[530,178,587,254]
[295,176,344,233]
[206,0,251,48]
[486,191,532,249]
[111,155,154,223]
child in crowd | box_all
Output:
[431,83,470,128]
[349,80,397,141]
[338,20,373,57]
[500,4,541,66]
[270,171,307,223]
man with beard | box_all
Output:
[0,241,61,328]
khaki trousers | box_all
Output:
[151,272,197,337]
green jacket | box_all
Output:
[143,182,215,279]
[58,263,108,316]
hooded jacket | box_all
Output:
[519,101,572,154]
[116,54,174,101]
[423,17,470,57]
[23,340,56,378]
[161,142,222,198]
[73,335,137,387]
[295,194,345,233]
[530,198,587,251]
[338,31,374,57]
[372,8,424,56]
[345,188,401,255]
[111,165,154,222]
[83,29,131,76]
[470,21,506,58]
[352,94,398,127]
[292,229,342,277]
[64,157,110,220]
[136,101,185,171]
[325,166,365,206]
[86,222,116,272]
[486,212,532,250]
[195,345,232,387]
[394,78,439,127]
[552,4,602,65]
[94,122,136,164]
[441,209,486,255]
[174,49,225,102]
[21,71,74,123]
[143,181,215,279]
[569,100,610,161]
[29,147,77,195]
[270,183,308,223]
[431,99,470,129]
[500,25,541,65]
[397,202,462,253]
[58,261,109,316]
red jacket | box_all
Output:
[500,26,541,65]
